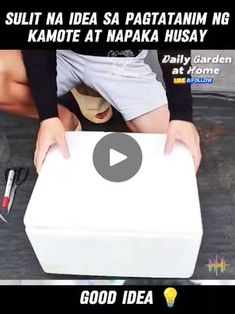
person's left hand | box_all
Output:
[164,120,202,172]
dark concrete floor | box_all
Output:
[0,95,234,282]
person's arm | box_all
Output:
[22,50,69,173]
[157,49,193,122]
[157,50,201,172]
[22,50,58,121]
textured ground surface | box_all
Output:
[0,95,234,283]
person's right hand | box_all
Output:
[34,117,69,174]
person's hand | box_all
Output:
[164,120,201,172]
[34,117,69,174]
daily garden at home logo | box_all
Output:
[168,53,233,85]
[206,255,230,276]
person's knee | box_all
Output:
[127,105,169,133]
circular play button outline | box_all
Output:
[92,133,142,182]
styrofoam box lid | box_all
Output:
[24,132,202,234]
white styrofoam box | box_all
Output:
[24,131,202,278]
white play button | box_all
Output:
[93,133,143,182]
[109,148,128,167]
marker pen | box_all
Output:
[1,169,15,210]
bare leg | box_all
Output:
[0,50,78,130]
[126,105,170,133]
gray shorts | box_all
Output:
[56,50,167,121]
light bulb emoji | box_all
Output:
[164,287,177,308]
